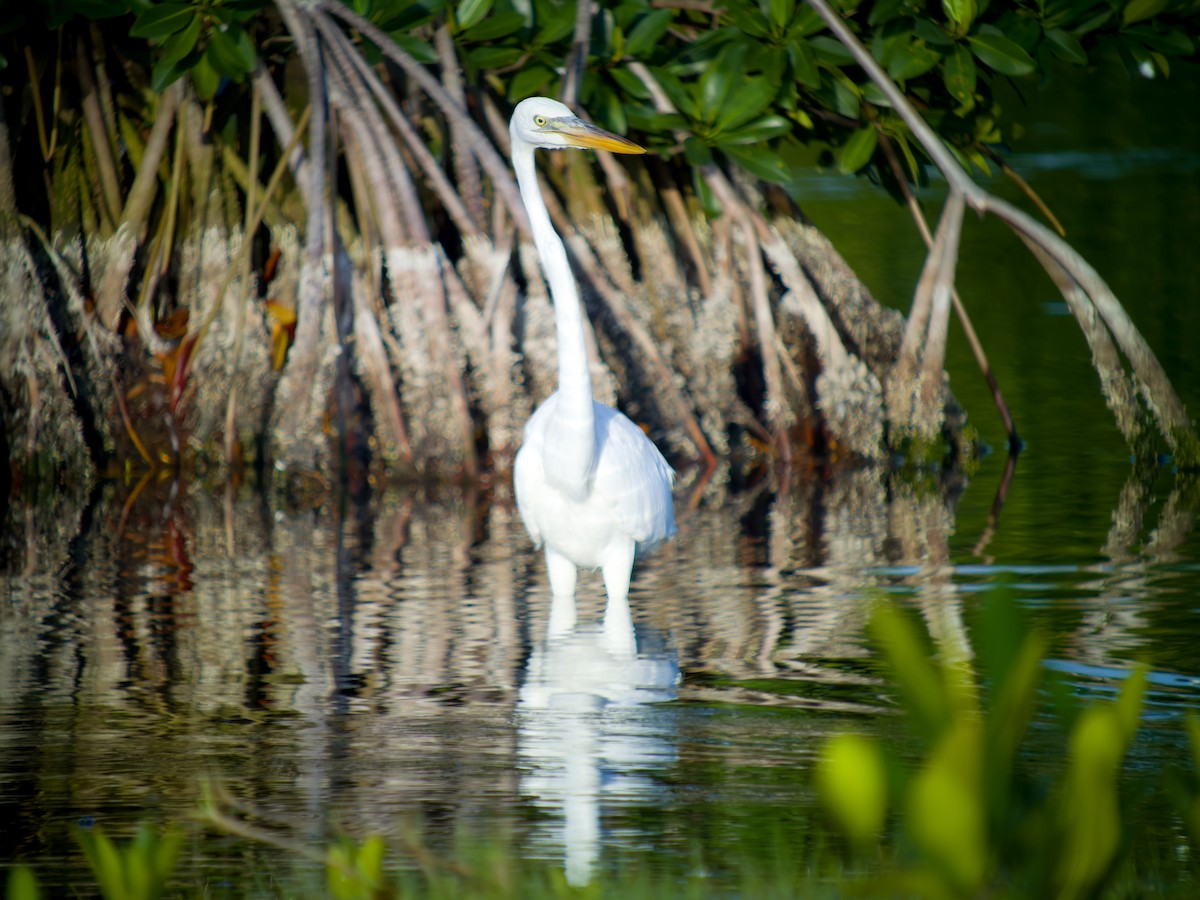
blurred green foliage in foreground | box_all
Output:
[8,594,1200,898]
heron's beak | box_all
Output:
[550,117,646,155]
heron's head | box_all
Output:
[509,96,645,155]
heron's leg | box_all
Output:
[545,547,578,639]
[600,539,637,656]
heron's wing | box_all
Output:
[513,441,544,547]
[593,405,676,550]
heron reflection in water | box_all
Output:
[509,97,676,657]
[518,595,679,885]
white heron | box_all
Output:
[509,97,675,656]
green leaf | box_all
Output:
[456,0,493,30]
[158,13,200,66]
[700,42,747,124]
[191,49,221,100]
[649,67,697,118]
[837,125,877,173]
[722,144,793,183]
[715,77,777,132]
[467,45,523,68]
[888,38,942,81]
[818,734,888,847]
[625,9,674,57]
[692,166,722,217]
[1126,26,1195,55]
[769,0,795,29]
[1123,0,1168,24]
[507,64,555,100]
[208,27,256,79]
[1043,27,1087,64]
[909,722,987,892]
[390,33,438,64]
[809,34,855,65]
[6,865,39,900]
[942,0,975,35]
[717,114,793,144]
[611,66,651,100]
[942,43,976,108]
[968,30,1036,76]
[789,40,820,87]
[130,3,192,39]
[460,11,524,41]
[150,54,189,93]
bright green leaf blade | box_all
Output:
[888,39,943,81]
[769,0,796,29]
[6,866,39,900]
[837,124,878,173]
[191,50,221,100]
[625,9,674,58]
[456,0,494,31]
[869,604,952,740]
[942,43,977,106]
[461,11,524,41]
[715,77,777,132]
[789,40,820,87]
[722,144,793,183]
[817,733,888,846]
[719,114,793,144]
[968,31,1036,76]
[942,0,976,35]
[508,64,555,101]
[390,33,438,65]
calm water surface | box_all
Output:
[2,60,1199,894]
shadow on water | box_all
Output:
[1,453,1199,890]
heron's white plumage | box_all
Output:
[509,97,675,654]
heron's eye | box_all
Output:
[533,115,547,127]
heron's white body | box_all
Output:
[509,97,675,654]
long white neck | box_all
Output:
[512,140,597,494]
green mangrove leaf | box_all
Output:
[715,76,777,132]
[818,733,888,847]
[625,8,674,57]
[1127,26,1195,55]
[719,114,793,144]
[809,34,856,64]
[456,0,493,31]
[158,13,200,66]
[508,64,555,100]
[1043,27,1087,64]
[942,43,976,108]
[1123,0,1169,25]
[722,143,792,183]
[389,33,438,64]
[467,45,523,68]
[837,125,877,173]
[150,54,188,93]
[130,3,192,39]
[942,0,976,36]
[692,165,721,217]
[208,27,255,79]
[191,49,221,100]
[888,37,942,81]
[769,0,795,29]
[700,42,747,124]
[789,39,820,87]
[968,28,1036,76]
[611,66,651,99]
[460,11,524,41]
